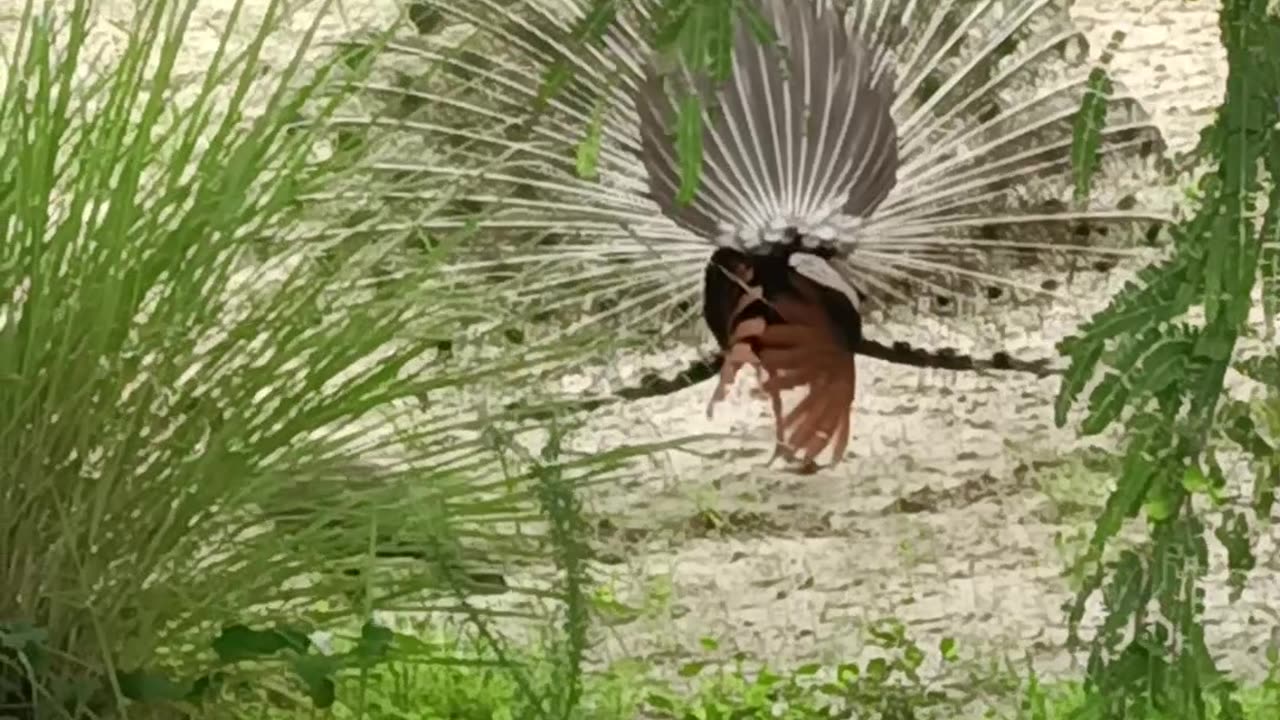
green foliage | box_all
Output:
[1055,0,1280,717]
[1070,30,1126,207]
[99,617,1280,720]
[0,0,665,717]
[1016,670,1280,720]
[647,0,775,203]
[644,621,957,720]
[114,622,390,709]
[192,623,652,720]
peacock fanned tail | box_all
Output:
[341,0,1171,468]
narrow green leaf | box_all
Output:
[676,0,706,72]
[939,637,958,662]
[1135,335,1194,397]
[1203,210,1230,325]
[1142,475,1180,522]
[1088,414,1165,555]
[646,692,678,711]
[185,673,223,705]
[1055,338,1103,426]
[706,0,735,82]
[211,624,310,663]
[1236,354,1280,388]
[736,0,778,46]
[291,654,340,708]
[675,93,703,205]
[678,661,710,677]
[0,622,46,651]
[575,98,606,180]
[352,621,395,665]
[1071,66,1112,205]
[653,0,693,50]
[755,668,783,686]
[535,63,573,111]
[1082,371,1129,435]
[1181,463,1208,495]
[1261,132,1280,331]
[117,669,192,703]
[573,0,617,42]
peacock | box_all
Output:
[344,0,1170,469]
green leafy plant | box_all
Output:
[307,624,650,720]
[114,621,397,710]
[1055,0,1280,717]
[644,621,959,720]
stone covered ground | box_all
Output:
[559,0,1280,694]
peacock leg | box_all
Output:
[706,280,792,444]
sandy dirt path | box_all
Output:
[559,0,1280,694]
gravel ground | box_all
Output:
[558,0,1280,695]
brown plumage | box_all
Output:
[702,247,863,467]
[637,0,892,468]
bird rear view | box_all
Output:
[356,0,1168,471]
[635,0,905,467]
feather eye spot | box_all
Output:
[984,286,1004,301]
[1092,259,1117,273]
[1041,278,1061,291]
[927,293,960,317]
[1118,194,1138,210]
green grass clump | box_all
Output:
[0,0,655,716]
[295,621,1280,720]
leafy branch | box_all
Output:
[1058,0,1280,716]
